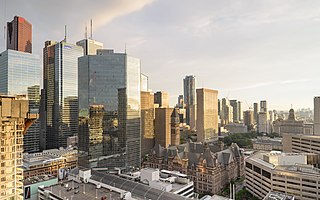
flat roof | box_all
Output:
[43,180,123,200]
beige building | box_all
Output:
[273,109,304,136]
[196,88,218,142]
[243,110,254,131]
[0,96,36,200]
[245,151,320,200]
[154,91,169,108]
[141,91,155,157]
[155,108,174,148]
[283,133,320,155]
[23,148,78,179]
[252,137,283,151]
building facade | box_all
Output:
[76,38,103,56]
[78,49,141,169]
[283,133,320,156]
[7,16,32,53]
[0,96,36,200]
[155,108,174,148]
[183,75,196,130]
[42,41,83,149]
[196,88,218,142]
[314,97,320,135]
[141,91,155,158]
[154,91,169,108]
[273,108,304,136]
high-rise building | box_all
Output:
[76,38,103,55]
[141,91,155,158]
[78,105,104,168]
[0,96,37,200]
[230,100,242,123]
[183,75,196,130]
[243,110,254,131]
[253,103,259,123]
[141,73,149,92]
[238,101,243,121]
[221,98,233,125]
[196,88,218,142]
[7,16,32,53]
[177,95,184,108]
[42,40,83,149]
[78,49,141,169]
[0,50,41,153]
[314,97,320,135]
[154,91,169,108]
[171,108,180,146]
[155,107,174,148]
[260,100,267,113]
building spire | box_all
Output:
[85,25,87,39]
[90,19,93,39]
[64,25,67,42]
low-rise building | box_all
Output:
[245,151,320,200]
[263,191,295,200]
[23,147,78,179]
[252,137,283,151]
[143,142,244,195]
[224,123,248,134]
[283,133,320,156]
[23,175,58,200]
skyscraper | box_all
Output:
[154,91,169,108]
[243,110,254,131]
[196,88,218,142]
[141,91,155,158]
[314,97,320,135]
[230,100,239,123]
[78,49,141,169]
[253,103,259,123]
[171,108,180,146]
[7,16,32,53]
[155,107,173,148]
[183,75,196,130]
[43,40,83,149]
[76,38,103,55]
[0,49,41,153]
[141,73,149,92]
[0,96,37,200]
[260,100,267,113]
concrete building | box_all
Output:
[171,108,181,146]
[220,98,233,125]
[144,142,244,195]
[154,91,169,108]
[258,112,272,133]
[155,108,174,148]
[78,49,141,169]
[42,40,83,149]
[224,123,248,133]
[245,151,320,200]
[78,105,104,168]
[183,75,196,130]
[196,88,218,142]
[260,100,267,113]
[0,96,36,200]
[0,50,41,153]
[7,16,32,53]
[76,38,103,55]
[243,110,254,131]
[253,102,259,123]
[263,191,295,200]
[141,91,155,158]
[23,147,77,179]
[273,109,304,136]
[230,100,242,123]
[252,137,283,151]
[314,97,320,135]
[283,133,320,155]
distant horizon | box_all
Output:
[1,0,319,111]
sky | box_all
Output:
[0,0,319,110]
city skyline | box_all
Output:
[0,1,319,110]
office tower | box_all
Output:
[0,96,36,200]
[253,103,259,123]
[141,73,149,92]
[76,38,103,55]
[78,105,104,168]
[243,110,254,131]
[43,41,83,149]
[314,97,320,135]
[218,99,221,116]
[7,16,32,53]
[171,108,180,146]
[141,91,155,158]
[221,98,233,125]
[258,112,269,133]
[177,95,184,108]
[238,101,243,121]
[78,49,141,169]
[196,88,218,142]
[154,91,169,108]
[183,75,196,130]
[230,100,240,123]
[260,100,267,113]
[0,49,41,153]
[155,107,174,148]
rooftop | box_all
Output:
[263,191,295,200]
[24,175,57,186]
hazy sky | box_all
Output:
[0,0,319,110]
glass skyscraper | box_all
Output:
[78,49,141,169]
[183,75,196,130]
[0,49,41,152]
[43,40,83,149]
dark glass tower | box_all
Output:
[7,16,32,53]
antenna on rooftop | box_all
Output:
[124,42,127,54]
[85,25,88,39]
[90,19,93,39]
[64,25,67,42]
